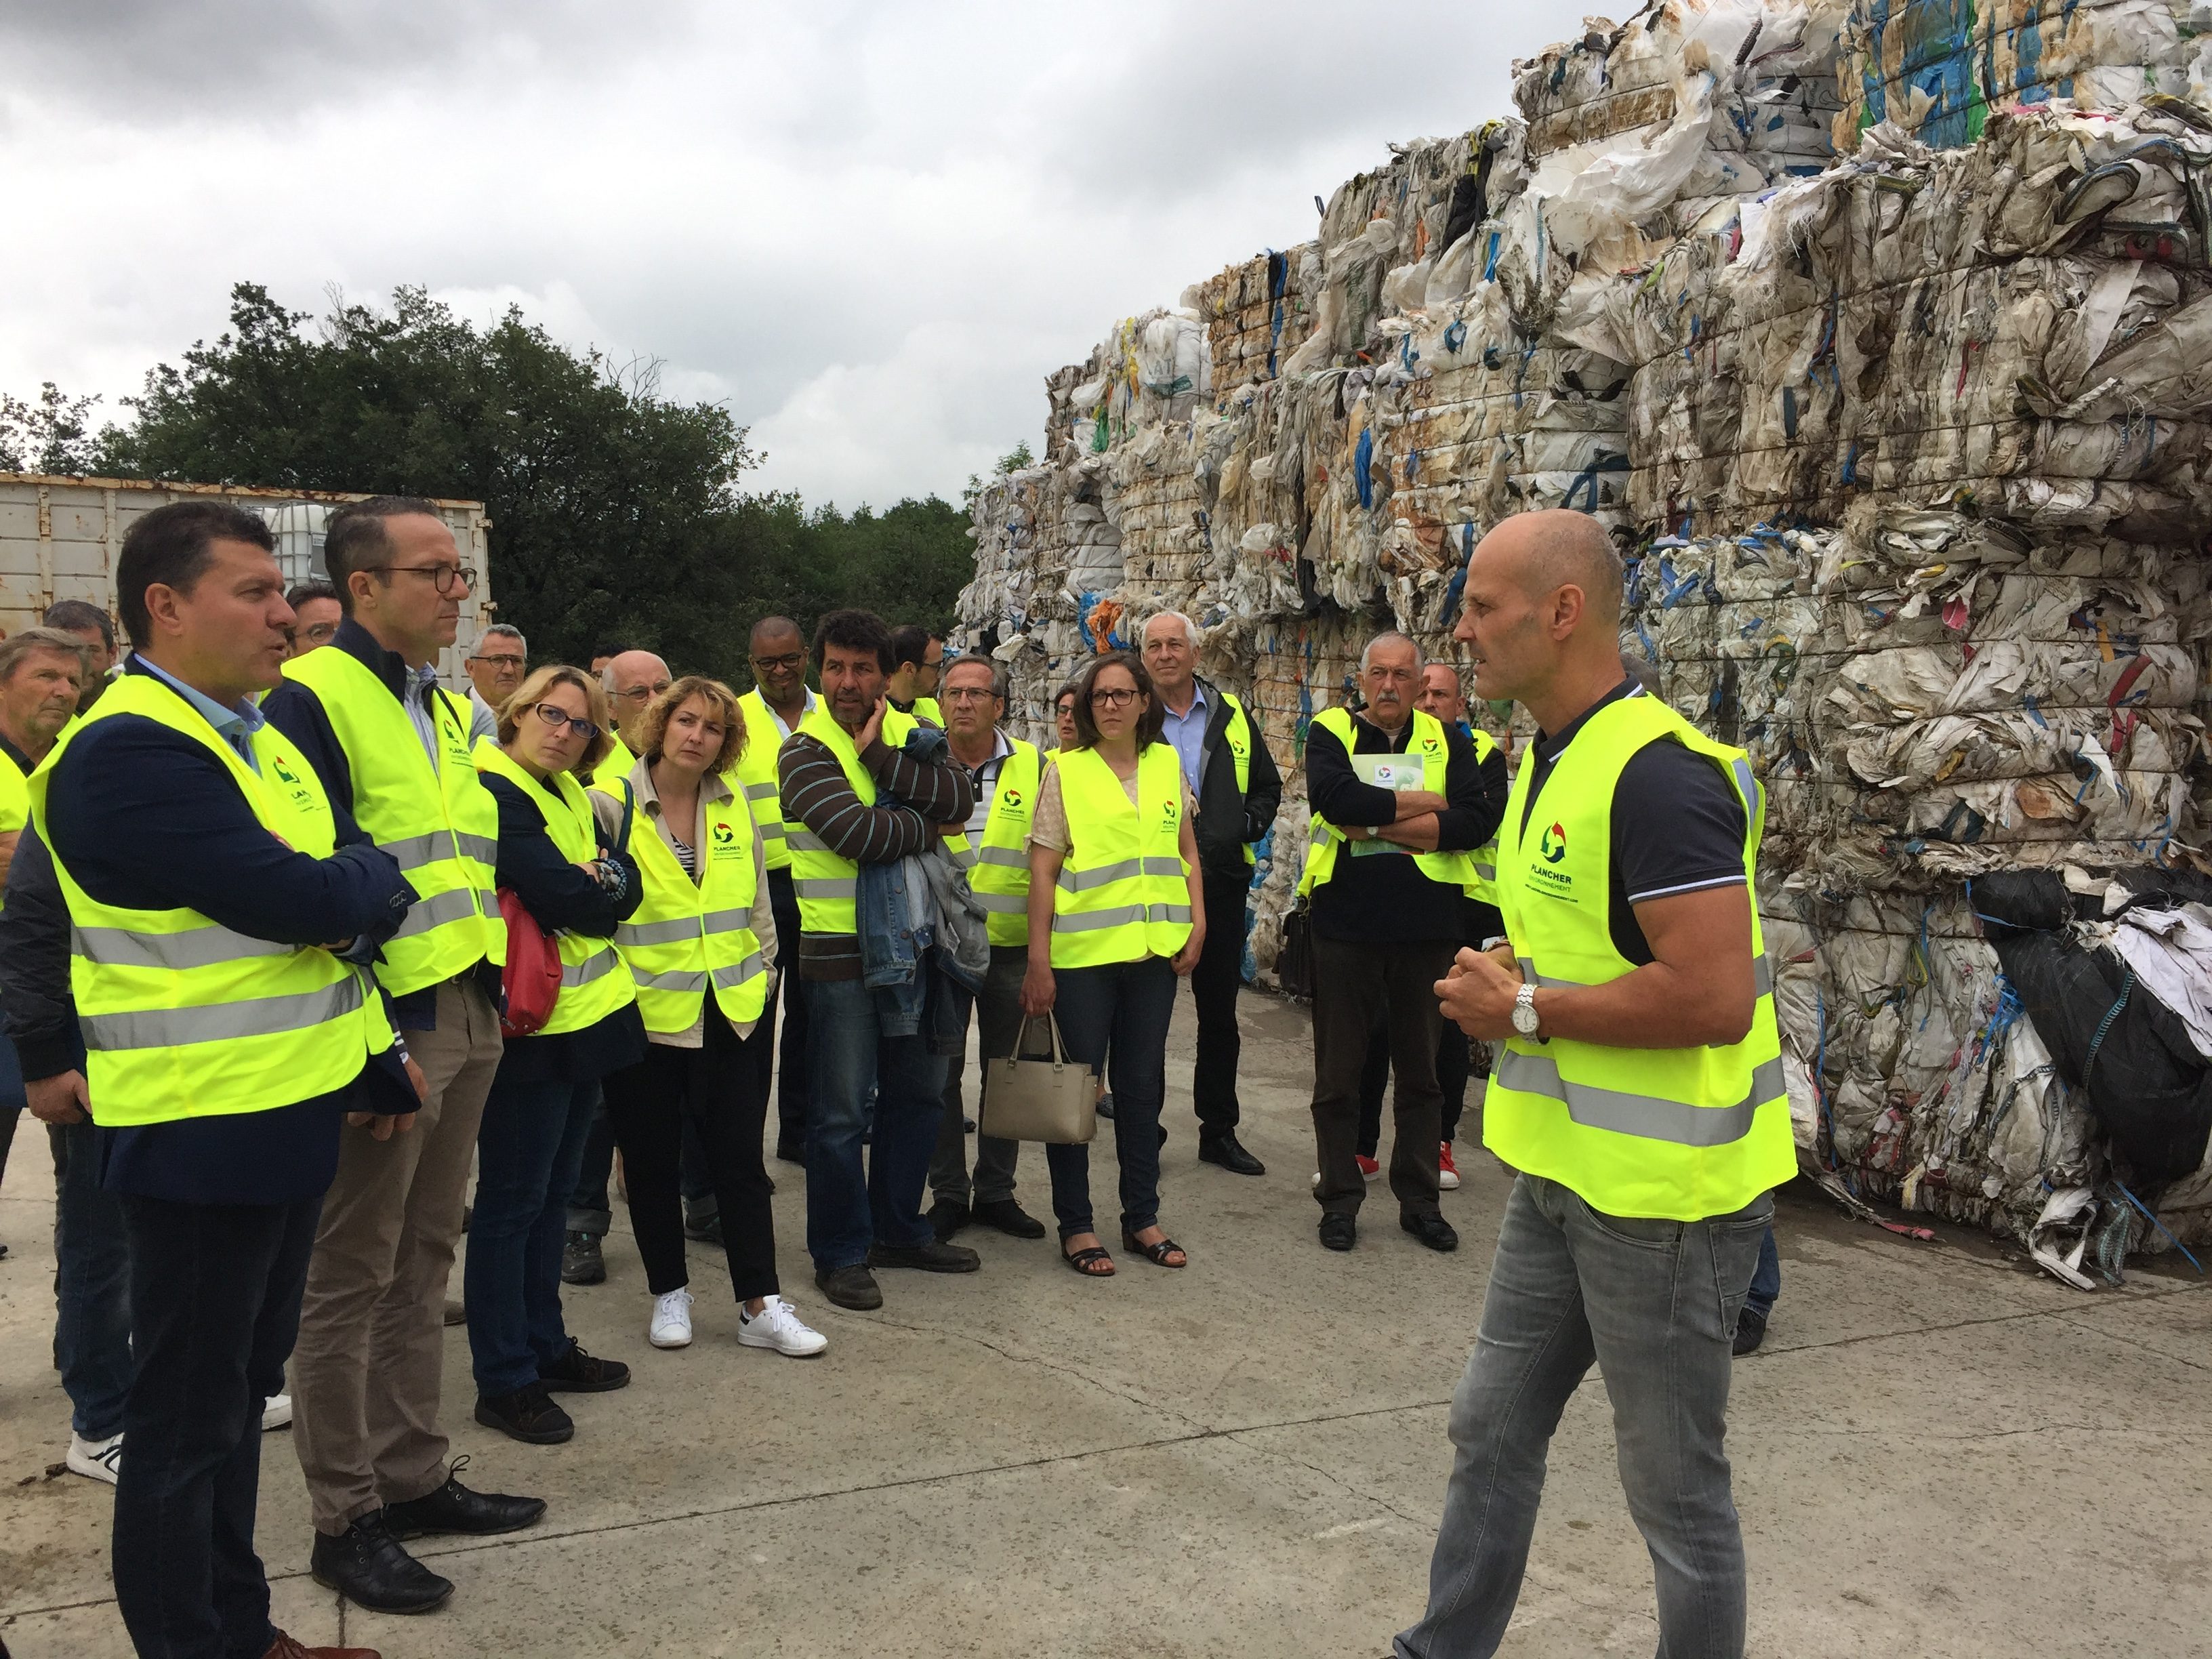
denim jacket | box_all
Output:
[857,724,952,1037]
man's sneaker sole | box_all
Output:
[649,1327,693,1349]
[737,1328,827,1358]
[65,1440,123,1484]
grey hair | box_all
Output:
[483,622,527,653]
[1359,631,1423,674]
[1145,609,1200,649]
[941,653,1008,701]
[0,626,91,684]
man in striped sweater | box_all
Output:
[779,609,978,1311]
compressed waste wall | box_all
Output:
[956,0,2212,1256]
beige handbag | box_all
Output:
[979,1015,1099,1145]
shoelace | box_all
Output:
[744,1296,790,1328]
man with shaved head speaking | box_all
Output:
[1397,510,1795,1659]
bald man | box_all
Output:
[596,650,672,784]
[1396,510,1793,1659]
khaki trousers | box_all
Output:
[291,977,504,1533]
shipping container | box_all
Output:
[0,473,496,689]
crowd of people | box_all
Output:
[0,497,1793,1659]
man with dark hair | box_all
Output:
[735,615,817,1164]
[886,624,945,726]
[781,608,978,1310]
[284,581,344,660]
[41,599,116,712]
[30,497,413,1659]
[265,495,540,1617]
[588,643,632,677]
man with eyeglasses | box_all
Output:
[265,497,541,1618]
[282,582,345,666]
[595,649,673,785]
[735,617,816,1165]
[462,623,528,745]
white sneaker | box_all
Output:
[737,1295,827,1357]
[649,1287,694,1349]
[67,1431,123,1485]
[1310,1171,1321,1189]
[261,1392,293,1431]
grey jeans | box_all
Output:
[1398,1172,1771,1659]
[929,945,1025,1208]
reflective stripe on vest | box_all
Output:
[787,704,918,936]
[1048,743,1192,968]
[970,737,1040,948]
[605,775,770,1034]
[1297,707,1478,899]
[280,648,505,994]
[473,741,638,1036]
[1482,693,1797,1222]
[28,674,392,1127]
[733,689,796,872]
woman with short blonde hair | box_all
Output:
[495,665,617,775]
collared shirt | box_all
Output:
[1158,680,1210,792]
[405,662,443,764]
[131,653,266,773]
[761,686,815,743]
[953,729,1014,840]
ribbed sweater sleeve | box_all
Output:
[780,735,933,865]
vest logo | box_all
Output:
[1162,798,1180,830]
[1540,822,1567,863]
[273,760,301,786]
[711,820,735,848]
[1420,734,1440,756]
[1000,786,1025,810]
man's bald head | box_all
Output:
[1486,510,1622,629]
[1454,510,1626,714]
[604,649,673,745]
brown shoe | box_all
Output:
[262,1629,382,1659]
[443,1298,466,1327]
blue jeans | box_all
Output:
[1398,1174,1771,1659]
[467,1071,602,1395]
[52,1118,134,1439]
[804,975,947,1271]
[1044,956,1176,1242]
[1744,1221,1780,1320]
[112,1191,319,1659]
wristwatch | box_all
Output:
[1511,982,1541,1037]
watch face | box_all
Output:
[1512,1000,1540,1035]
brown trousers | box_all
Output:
[1309,933,1454,1221]
[291,977,504,1533]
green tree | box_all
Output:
[0,383,103,474]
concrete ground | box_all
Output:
[1,989,2207,1658]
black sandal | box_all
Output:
[1063,1244,1115,1277]
[1120,1229,1187,1269]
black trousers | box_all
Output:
[1310,934,1455,1221]
[764,867,811,1156]
[113,1189,321,1659]
[1359,1023,1476,1154]
[1187,863,1250,1138]
[603,1011,780,1304]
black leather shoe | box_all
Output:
[775,1139,806,1165]
[971,1198,1048,1240]
[868,1240,981,1273]
[1318,1213,1357,1252]
[474,1382,574,1445]
[683,1211,724,1246]
[1401,1212,1459,1252]
[1198,1134,1267,1177]
[383,1458,546,1539]
[1733,1307,1768,1356]
[928,1200,970,1243]
[560,1231,604,1286]
[310,1511,454,1614]
[816,1263,883,1310]
[538,1340,630,1393]
[1094,1094,1115,1121]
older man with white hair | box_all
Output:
[1139,608,1282,1177]
[463,623,528,745]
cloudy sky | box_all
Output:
[3,1,1593,508]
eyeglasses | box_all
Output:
[615,680,673,703]
[293,621,339,647]
[751,651,806,673]
[529,703,600,741]
[468,652,525,672]
[940,687,997,704]
[373,564,478,596]
[1089,687,1140,708]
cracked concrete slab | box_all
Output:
[2,990,2205,1657]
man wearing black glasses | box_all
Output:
[463,623,528,745]
[594,649,674,785]
[265,497,542,1618]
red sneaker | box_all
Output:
[1355,1154,1380,1181]
[1438,1142,1460,1190]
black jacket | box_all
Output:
[1189,676,1284,877]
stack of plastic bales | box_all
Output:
[1835,0,2212,149]
[954,0,2212,1252]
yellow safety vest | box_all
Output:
[1049,743,1192,969]
[1483,694,1795,1221]
[785,704,919,935]
[1298,708,1478,899]
[907,696,943,726]
[598,769,769,1033]
[0,748,26,836]
[472,741,638,1036]
[733,689,800,873]
[592,733,639,790]
[969,737,1042,948]
[1462,723,1502,909]
[280,647,506,996]
[28,675,392,1126]
[1188,686,1261,867]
